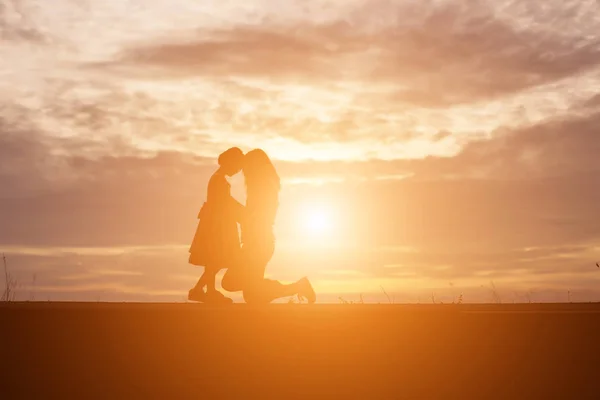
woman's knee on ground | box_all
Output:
[221,269,244,292]
[242,286,271,305]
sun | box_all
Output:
[299,202,334,238]
[305,208,331,234]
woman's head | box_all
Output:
[243,149,280,194]
[218,147,244,176]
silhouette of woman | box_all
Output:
[222,149,316,304]
[188,147,244,304]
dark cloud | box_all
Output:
[0,0,47,43]
[0,115,217,245]
[0,118,70,197]
[367,3,600,106]
[432,131,452,142]
[408,111,600,180]
[104,23,356,81]
[101,2,600,106]
[273,110,600,180]
[0,148,218,247]
[581,93,600,110]
[34,80,215,145]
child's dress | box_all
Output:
[189,170,242,269]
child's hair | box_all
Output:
[218,147,244,168]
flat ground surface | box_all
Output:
[2,303,600,399]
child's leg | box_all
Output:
[188,269,209,302]
[204,267,218,293]
[203,266,233,304]
[192,270,208,292]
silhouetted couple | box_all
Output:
[188,147,316,304]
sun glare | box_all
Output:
[299,202,334,239]
[306,208,331,233]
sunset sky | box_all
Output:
[1,0,599,303]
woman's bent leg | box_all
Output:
[243,279,298,304]
[221,263,245,292]
[241,239,316,304]
[244,278,315,304]
[240,240,273,303]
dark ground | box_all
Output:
[1,302,600,399]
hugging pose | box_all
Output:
[188,147,316,304]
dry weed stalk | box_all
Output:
[2,253,17,302]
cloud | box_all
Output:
[0,0,48,43]
[2,107,599,251]
[104,2,600,106]
[2,244,245,302]
[5,240,599,303]
[407,111,600,179]
[581,93,600,110]
[269,108,600,181]
[5,1,599,163]
[0,118,77,197]
[0,151,218,247]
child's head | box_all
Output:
[218,147,244,176]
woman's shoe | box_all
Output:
[298,277,316,304]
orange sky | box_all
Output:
[1,0,600,303]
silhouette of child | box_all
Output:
[188,147,244,304]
